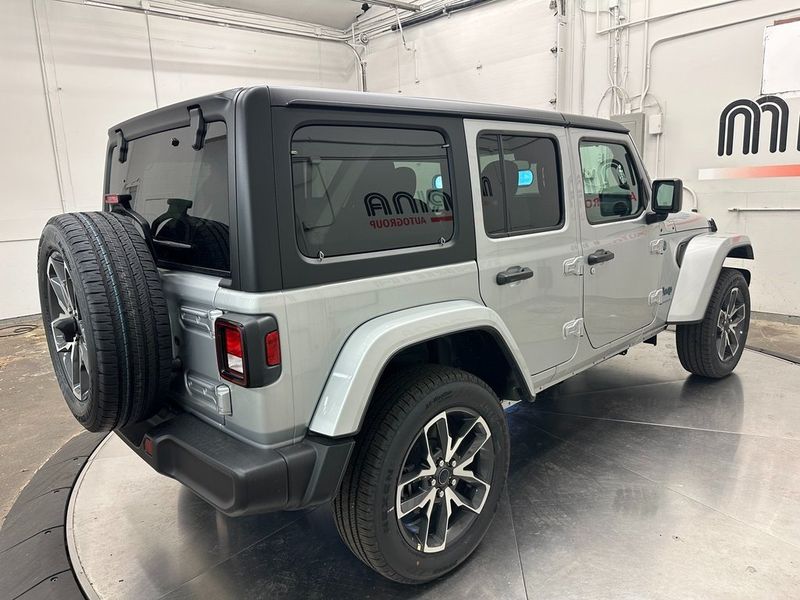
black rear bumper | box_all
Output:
[117,412,354,517]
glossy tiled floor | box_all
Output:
[69,336,800,599]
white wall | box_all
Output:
[0,0,358,319]
[365,0,559,109]
[0,1,62,320]
[562,0,800,316]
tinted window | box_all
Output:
[578,140,645,224]
[108,121,230,273]
[291,126,454,258]
[477,133,563,236]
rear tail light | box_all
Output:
[215,319,248,385]
[265,330,281,366]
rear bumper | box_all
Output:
[117,412,354,517]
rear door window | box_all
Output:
[477,133,563,236]
[291,125,454,258]
[108,121,230,274]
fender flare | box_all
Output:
[307,300,532,438]
[667,233,753,323]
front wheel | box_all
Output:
[676,267,750,378]
[333,365,509,584]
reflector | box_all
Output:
[266,330,281,366]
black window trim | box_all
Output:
[475,129,566,239]
[271,107,477,290]
[577,136,649,226]
[289,122,457,261]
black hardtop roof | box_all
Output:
[266,85,628,133]
[109,85,627,137]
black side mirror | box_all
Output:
[653,179,683,213]
[646,179,683,224]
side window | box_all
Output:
[578,140,645,224]
[477,133,563,237]
[291,126,453,258]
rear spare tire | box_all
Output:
[38,211,173,432]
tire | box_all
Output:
[676,267,750,379]
[333,365,509,584]
[37,211,173,432]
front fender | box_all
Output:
[308,300,531,438]
[667,233,753,323]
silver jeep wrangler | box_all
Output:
[38,85,753,584]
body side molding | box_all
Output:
[308,300,532,438]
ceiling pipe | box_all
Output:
[387,0,491,32]
[353,0,421,12]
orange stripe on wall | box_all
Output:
[698,164,800,180]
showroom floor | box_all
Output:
[0,316,82,522]
[62,334,800,599]
[1,316,799,599]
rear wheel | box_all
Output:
[38,211,172,431]
[676,268,750,379]
[333,365,509,583]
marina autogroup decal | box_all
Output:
[365,190,454,229]
[699,95,800,180]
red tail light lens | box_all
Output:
[224,327,243,371]
[265,330,281,366]
[215,319,247,385]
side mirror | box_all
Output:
[646,179,683,224]
[652,179,683,213]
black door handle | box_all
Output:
[496,266,534,285]
[587,249,615,265]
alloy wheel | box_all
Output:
[46,252,90,402]
[716,286,746,362]
[395,408,494,553]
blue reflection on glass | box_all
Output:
[518,169,534,186]
[433,175,443,189]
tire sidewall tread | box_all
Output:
[334,365,509,584]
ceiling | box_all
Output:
[195,0,370,29]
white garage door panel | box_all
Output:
[0,0,62,241]
[148,16,357,107]
[44,1,358,215]
[0,240,41,319]
[44,1,157,213]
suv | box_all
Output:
[38,86,753,584]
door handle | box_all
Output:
[496,266,534,285]
[586,249,615,265]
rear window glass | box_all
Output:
[291,125,454,258]
[108,121,230,274]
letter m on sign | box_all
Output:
[717,96,789,156]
